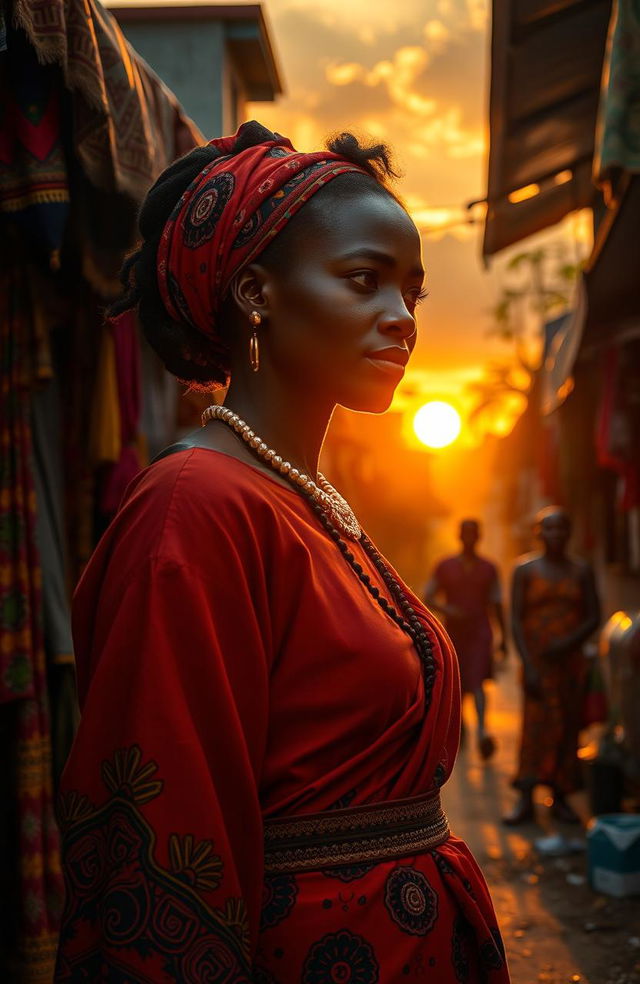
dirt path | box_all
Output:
[442,661,640,984]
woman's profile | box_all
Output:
[54,121,510,982]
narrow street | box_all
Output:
[443,661,640,984]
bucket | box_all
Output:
[587,813,640,897]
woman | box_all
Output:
[55,122,509,982]
[503,507,600,850]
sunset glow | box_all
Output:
[413,401,461,449]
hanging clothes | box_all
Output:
[0,260,64,984]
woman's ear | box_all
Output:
[230,264,270,322]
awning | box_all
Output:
[541,292,586,415]
[483,0,612,257]
[583,173,640,339]
[540,172,640,414]
[583,0,640,337]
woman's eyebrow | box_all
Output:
[338,247,425,279]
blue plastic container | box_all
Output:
[587,814,640,897]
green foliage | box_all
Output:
[488,245,580,342]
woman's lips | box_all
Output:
[365,348,409,375]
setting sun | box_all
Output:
[413,401,462,449]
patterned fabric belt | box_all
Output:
[263,791,450,874]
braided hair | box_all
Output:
[109,125,400,390]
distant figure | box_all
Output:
[503,507,601,854]
[425,519,507,759]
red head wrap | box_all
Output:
[156,121,367,341]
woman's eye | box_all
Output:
[406,287,429,308]
[349,271,378,290]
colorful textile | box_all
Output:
[0,30,70,262]
[430,556,500,693]
[596,345,640,511]
[513,571,587,796]
[0,260,63,982]
[56,449,509,982]
[594,0,640,198]
[157,122,366,342]
[13,0,203,203]
[97,311,143,517]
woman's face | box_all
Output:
[257,188,425,413]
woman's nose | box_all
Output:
[378,299,416,339]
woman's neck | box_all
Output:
[223,382,333,480]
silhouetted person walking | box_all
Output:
[503,507,601,852]
[425,519,506,759]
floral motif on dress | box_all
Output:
[384,866,438,937]
[169,833,223,893]
[302,928,379,984]
[433,762,447,788]
[322,862,375,883]
[56,745,251,982]
[261,874,299,930]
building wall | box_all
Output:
[222,54,247,134]
[121,21,226,138]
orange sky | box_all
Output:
[246,0,592,407]
[111,0,591,409]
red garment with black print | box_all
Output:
[55,449,510,983]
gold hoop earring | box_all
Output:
[249,311,261,372]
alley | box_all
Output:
[444,662,640,984]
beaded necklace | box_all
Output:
[202,405,436,697]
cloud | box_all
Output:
[465,0,489,30]
[278,0,443,39]
[423,19,452,50]
[277,0,488,39]
[246,0,496,371]
[411,108,485,159]
[325,62,366,87]
[325,46,437,118]
[409,204,477,241]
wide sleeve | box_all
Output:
[55,534,271,982]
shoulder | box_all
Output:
[101,449,295,575]
[513,553,539,577]
[478,556,499,575]
[435,555,457,574]
[571,557,594,580]
[130,448,287,520]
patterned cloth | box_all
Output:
[0,30,70,264]
[513,571,587,796]
[0,258,63,983]
[594,0,640,198]
[55,450,509,982]
[12,0,203,203]
[157,121,366,343]
[1,5,204,979]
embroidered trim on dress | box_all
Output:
[263,791,450,874]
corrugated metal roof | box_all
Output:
[483,0,611,256]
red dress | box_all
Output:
[54,449,509,983]
[432,556,500,693]
[514,571,586,796]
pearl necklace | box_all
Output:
[201,404,361,540]
[201,403,436,701]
